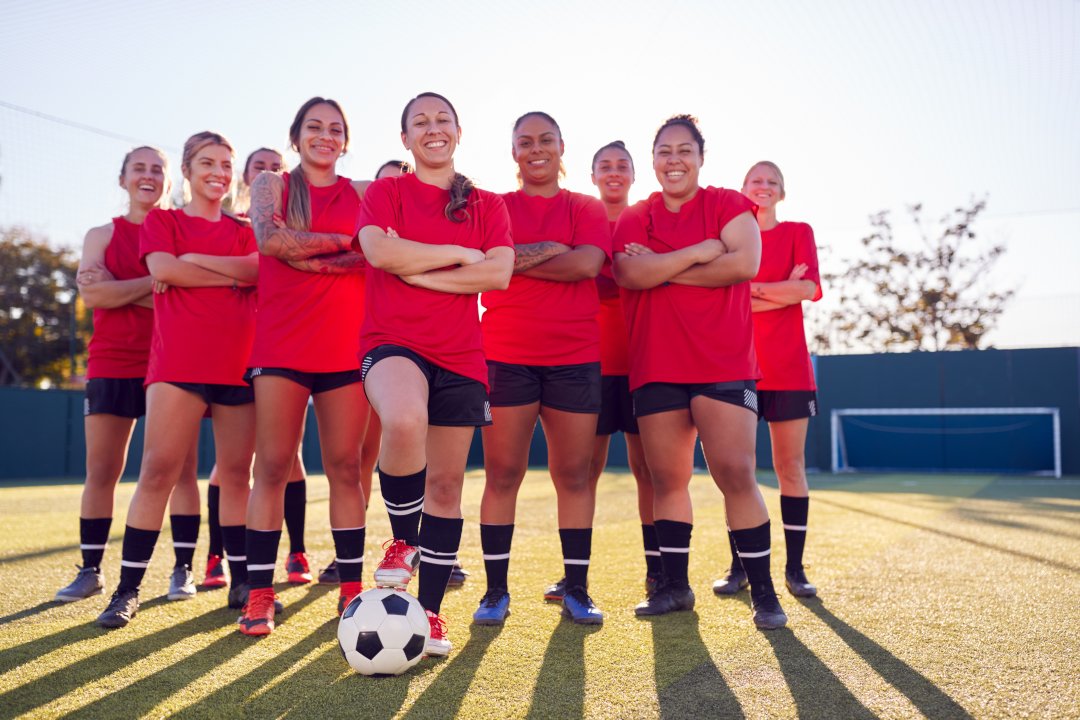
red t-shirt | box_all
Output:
[481,189,610,365]
[356,173,513,388]
[597,220,630,376]
[139,208,257,386]
[612,186,759,391]
[752,222,821,390]
[248,174,364,372]
[86,217,154,379]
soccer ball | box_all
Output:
[337,587,430,676]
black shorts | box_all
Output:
[597,375,638,435]
[487,361,601,414]
[758,390,818,423]
[633,380,758,418]
[361,345,491,427]
[245,366,361,394]
[168,382,254,406]
[84,377,146,418]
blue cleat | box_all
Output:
[472,588,511,625]
[561,585,603,625]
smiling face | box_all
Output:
[512,114,564,187]
[591,146,634,205]
[120,147,167,207]
[652,124,702,202]
[401,95,460,170]
[243,149,284,187]
[295,103,346,171]
[183,143,233,203]
[741,162,785,208]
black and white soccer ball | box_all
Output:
[337,587,430,676]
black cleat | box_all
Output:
[447,560,469,587]
[785,566,818,598]
[55,566,104,603]
[543,577,566,602]
[751,586,789,630]
[645,573,661,599]
[635,582,695,617]
[318,560,340,585]
[97,588,139,628]
[712,566,749,595]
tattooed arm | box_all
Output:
[286,252,366,275]
[513,241,571,273]
[249,172,353,260]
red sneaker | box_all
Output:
[203,553,228,589]
[286,552,312,584]
[425,610,451,657]
[238,587,276,636]
[338,580,364,615]
[373,539,420,589]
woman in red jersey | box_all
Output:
[238,98,371,635]
[613,115,786,629]
[713,161,822,599]
[96,131,259,629]
[56,147,202,605]
[360,91,513,657]
[474,112,609,627]
[587,140,659,598]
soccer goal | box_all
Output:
[831,407,1061,477]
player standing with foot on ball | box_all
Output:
[360,92,513,656]
[238,98,372,635]
[614,116,787,630]
[713,161,822,599]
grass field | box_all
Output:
[0,470,1078,719]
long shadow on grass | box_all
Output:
[281,644,409,720]
[649,611,744,719]
[804,600,974,719]
[763,626,876,718]
[0,533,124,564]
[0,601,62,627]
[402,625,500,719]
[525,619,601,719]
[813,495,1080,574]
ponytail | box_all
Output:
[286,165,311,230]
[445,173,473,223]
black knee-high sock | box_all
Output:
[654,520,692,588]
[731,521,775,596]
[221,525,248,585]
[480,523,514,591]
[118,526,159,593]
[283,479,307,554]
[417,513,462,615]
[80,517,112,569]
[641,524,661,577]
[559,528,592,589]
[727,528,744,573]
[170,514,200,569]
[379,467,425,546]
[207,485,223,557]
[246,529,281,590]
[780,495,809,572]
[331,526,366,583]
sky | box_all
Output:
[1,0,1078,350]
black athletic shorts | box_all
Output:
[633,380,758,418]
[597,375,638,435]
[245,366,361,394]
[168,382,254,406]
[84,377,146,418]
[758,390,818,423]
[361,344,491,427]
[487,360,601,414]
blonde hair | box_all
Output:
[120,145,172,209]
[180,131,236,205]
[743,160,786,199]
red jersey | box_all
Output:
[356,173,513,388]
[139,208,257,386]
[752,222,821,390]
[248,174,364,372]
[597,220,629,376]
[86,217,154,379]
[481,189,610,365]
[612,187,759,391]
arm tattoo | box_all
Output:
[288,252,366,275]
[513,241,567,272]
[250,174,351,261]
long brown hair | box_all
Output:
[400,92,473,223]
[286,97,349,231]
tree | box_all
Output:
[0,226,89,386]
[816,198,1014,353]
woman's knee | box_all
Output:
[425,474,463,509]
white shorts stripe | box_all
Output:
[120,560,149,568]
[383,498,424,510]
[737,549,771,558]
[782,524,808,531]
[658,546,690,554]
[80,544,107,550]
[482,552,511,561]
[420,556,458,566]
[330,526,366,532]
[172,542,197,548]
[335,557,364,564]
[643,550,661,557]
[247,563,276,571]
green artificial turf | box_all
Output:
[0,470,1077,719]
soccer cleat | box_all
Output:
[238,587,277,636]
[97,588,139,628]
[785,567,818,598]
[338,581,364,616]
[472,588,511,625]
[751,587,789,630]
[635,581,696,617]
[203,553,228,589]
[543,577,566,602]
[712,566,749,595]
[167,565,197,601]
[286,552,313,584]
[55,566,104,603]
[373,539,420,589]
[447,560,469,587]
[424,610,452,657]
[645,573,661,599]
[318,560,340,585]
[228,583,283,614]
[561,585,604,625]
